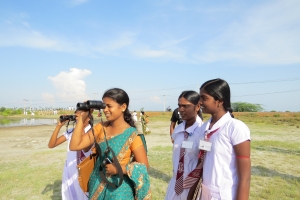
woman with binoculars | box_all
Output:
[70,88,151,200]
[48,109,92,200]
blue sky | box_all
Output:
[1,0,300,112]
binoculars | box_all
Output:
[76,100,106,111]
[60,115,76,122]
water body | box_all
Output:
[0,118,58,127]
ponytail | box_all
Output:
[226,107,234,118]
[198,109,203,120]
[124,109,136,128]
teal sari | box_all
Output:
[88,127,151,200]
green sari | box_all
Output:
[88,127,151,200]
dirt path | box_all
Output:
[0,121,172,160]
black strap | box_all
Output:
[89,112,124,188]
[98,146,124,188]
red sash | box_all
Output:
[174,131,189,195]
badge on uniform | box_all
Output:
[182,141,193,149]
[199,140,212,151]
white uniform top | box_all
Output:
[62,124,92,200]
[196,112,250,200]
[165,116,203,200]
[132,112,138,122]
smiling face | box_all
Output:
[102,97,126,121]
[199,88,223,114]
[178,97,200,121]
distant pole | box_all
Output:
[23,99,28,115]
[163,95,166,112]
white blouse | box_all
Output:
[196,112,251,200]
[165,116,203,200]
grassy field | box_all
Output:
[0,112,299,199]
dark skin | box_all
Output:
[178,97,200,129]
[176,97,201,199]
[48,110,91,152]
[187,89,251,200]
[69,97,149,176]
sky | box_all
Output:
[0,0,300,112]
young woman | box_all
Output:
[48,109,91,200]
[69,88,151,200]
[194,78,251,200]
[165,90,203,200]
[140,110,151,134]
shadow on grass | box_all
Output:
[41,179,62,200]
[252,165,300,183]
[148,166,172,183]
[253,146,300,156]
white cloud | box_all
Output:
[193,0,300,65]
[0,16,137,57]
[48,68,92,103]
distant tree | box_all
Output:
[231,102,264,112]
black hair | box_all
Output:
[102,88,136,127]
[178,90,203,120]
[200,78,234,118]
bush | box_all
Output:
[232,102,264,112]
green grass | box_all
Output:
[148,146,173,199]
[0,112,300,199]
[0,153,64,200]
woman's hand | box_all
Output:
[105,163,118,175]
[76,110,90,123]
[57,115,68,126]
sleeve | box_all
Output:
[230,120,251,146]
[63,128,74,140]
[92,123,104,142]
[130,135,143,151]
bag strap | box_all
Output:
[89,112,124,188]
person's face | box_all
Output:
[178,97,200,121]
[199,88,222,114]
[102,97,126,121]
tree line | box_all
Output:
[0,102,264,117]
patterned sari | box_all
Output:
[88,127,151,200]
